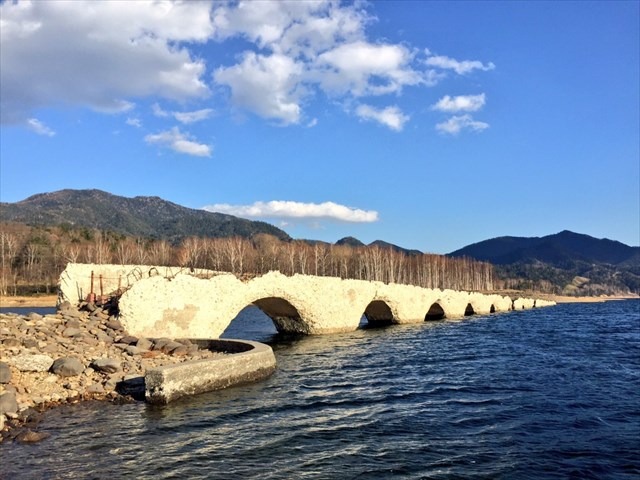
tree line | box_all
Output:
[0,222,496,296]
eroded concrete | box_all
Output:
[145,339,276,404]
[58,264,554,338]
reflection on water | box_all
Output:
[1,301,639,479]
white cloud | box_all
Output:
[144,127,211,157]
[26,118,55,137]
[425,54,495,75]
[173,108,214,124]
[211,1,367,57]
[355,104,409,131]
[1,0,212,124]
[152,103,170,118]
[214,52,304,124]
[431,94,486,113]
[435,114,489,135]
[126,117,142,128]
[1,0,496,134]
[315,41,423,96]
[203,200,379,223]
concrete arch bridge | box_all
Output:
[59,264,555,339]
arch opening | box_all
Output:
[221,305,278,342]
[362,300,395,327]
[464,303,475,316]
[490,304,496,313]
[425,302,446,321]
[252,297,311,334]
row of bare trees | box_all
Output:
[0,224,495,295]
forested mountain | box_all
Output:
[1,189,637,296]
[448,230,640,295]
[0,189,290,243]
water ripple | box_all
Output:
[1,300,639,479]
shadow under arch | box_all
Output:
[464,303,475,316]
[251,297,311,334]
[425,302,446,321]
[362,300,395,327]
[490,304,496,313]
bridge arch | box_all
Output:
[362,299,396,327]
[490,304,496,313]
[464,303,475,316]
[249,296,311,334]
[425,302,446,321]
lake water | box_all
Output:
[1,300,639,479]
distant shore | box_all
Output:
[1,292,637,309]
[0,295,59,308]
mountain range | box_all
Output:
[0,189,290,244]
[1,189,638,294]
[449,231,639,295]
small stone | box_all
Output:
[118,335,138,345]
[104,374,121,391]
[65,318,81,329]
[12,353,54,372]
[57,301,72,311]
[0,391,18,415]
[86,383,105,394]
[2,338,20,347]
[161,341,183,354]
[41,344,58,354]
[50,357,84,377]
[136,337,153,351]
[62,327,82,337]
[90,358,121,374]
[16,430,50,444]
[94,331,114,344]
[27,312,42,321]
[124,346,143,356]
[170,345,188,356]
[0,362,11,384]
[85,303,98,313]
[77,334,99,346]
[186,344,200,356]
[22,338,38,349]
[106,319,123,331]
[152,338,172,351]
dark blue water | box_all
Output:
[1,301,639,479]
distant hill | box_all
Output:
[368,239,423,256]
[335,236,422,256]
[449,230,640,295]
[335,236,365,247]
[0,189,291,243]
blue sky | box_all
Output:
[1,0,638,253]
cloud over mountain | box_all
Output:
[203,200,379,223]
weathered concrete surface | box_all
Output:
[60,264,555,339]
[145,339,276,404]
[58,263,216,305]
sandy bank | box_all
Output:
[0,295,58,308]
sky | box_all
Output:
[1,0,638,254]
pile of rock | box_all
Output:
[0,301,224,441]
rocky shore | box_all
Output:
[0,300,225,443]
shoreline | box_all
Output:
[0,301,228,442]
[2,292,638,309]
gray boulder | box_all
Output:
[0,362,11,383]
[50,357,84,377]
[90,358,121,374]
[0,391,18,415]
